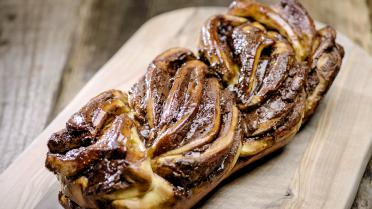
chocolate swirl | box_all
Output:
[45,0,344,208]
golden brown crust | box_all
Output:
[304,26,344,122]
[45,0,344,208]
[228,0,315,60]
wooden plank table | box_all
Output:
[0,1,371,208]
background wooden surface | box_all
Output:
[0,0,371,208]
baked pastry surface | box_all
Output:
[45,0,344,208]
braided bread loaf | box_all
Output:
[45,0,344,208]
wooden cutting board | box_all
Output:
[0,7,371,209]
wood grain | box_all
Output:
[0,7,371,209]
[51,0,138,116]
[0,0,81,170]
[352,160,372,209]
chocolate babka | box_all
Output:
[45,0,344,208]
